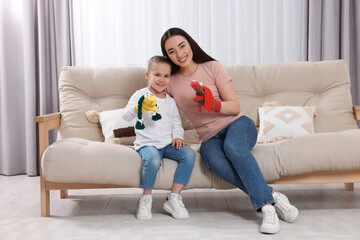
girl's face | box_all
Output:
[164,35,194,68]
[145,62,171,96]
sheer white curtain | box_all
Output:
[72,0,305,67]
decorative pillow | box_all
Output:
[113,126,136,145]
[257,105,316,143]
[99,108,136,145]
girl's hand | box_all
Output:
[172,138,188,149]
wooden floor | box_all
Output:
[1,175,360,239]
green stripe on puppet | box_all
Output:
[190,80,221,113]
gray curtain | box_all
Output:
[0,0,73,176]
[302,0,360,105]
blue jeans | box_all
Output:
[137,144,196,190]
[200,115,274,211]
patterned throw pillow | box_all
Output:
[257,105,317,143]
[99,108,136,145]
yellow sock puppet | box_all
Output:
[135,93,162,129]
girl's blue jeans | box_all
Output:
[137,144,195,190]
[200,115,274,211]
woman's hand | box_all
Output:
[172,138,188,149]
[217,81,241,115]
[190,80,221,113]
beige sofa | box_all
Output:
[36,60,360,217]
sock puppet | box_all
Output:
[135,93,162,129]
[190,80,221,113]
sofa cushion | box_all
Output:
[41,139,227,189]
[253,129,360,181]
[225,60,358,133]
[42,129,360,188]
[57,66,148,141]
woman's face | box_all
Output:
[164,35,194,68]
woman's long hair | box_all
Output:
[161,27,216,75]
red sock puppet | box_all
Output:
[190,80,221,113]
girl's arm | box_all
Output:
[123,91,141,122]
[217,81,241,115]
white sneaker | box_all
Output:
[260,210,280,234]
[136,195,152,220]
[274,192,299,223]
[163,195,189,220]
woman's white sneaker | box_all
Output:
[260,210,280,234]
[136,195,152,220]
[274,192,299,223]
[163,195,189,220]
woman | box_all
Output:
[160,27,298,234]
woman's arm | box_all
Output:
[218,81,241,115]
[171,103,185,141]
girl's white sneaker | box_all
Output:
[136,195,152,220]
[163,195,189,220]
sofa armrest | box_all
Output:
[35,112,61,165]
[35,112,61,123]
[354,106,360,120]
[35,112,61,217]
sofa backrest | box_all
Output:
[58,66,147,141]
[225,60,357,133]
[58,60,357,141]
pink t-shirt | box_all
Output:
[166,61,243,142]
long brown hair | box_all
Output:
[161,27,216,75]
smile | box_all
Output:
[178,56,187,63]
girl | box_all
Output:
[123,55,195,220]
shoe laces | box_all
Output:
[140,197,151,210]
[263,211,277,224]
[277,197,291,212]
[173,196,185,209]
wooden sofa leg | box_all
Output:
[60,190,68,198]
[344,183,354,191]
[41,187,50,217]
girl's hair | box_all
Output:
[147,55,171,72]
[161,27,216,74]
